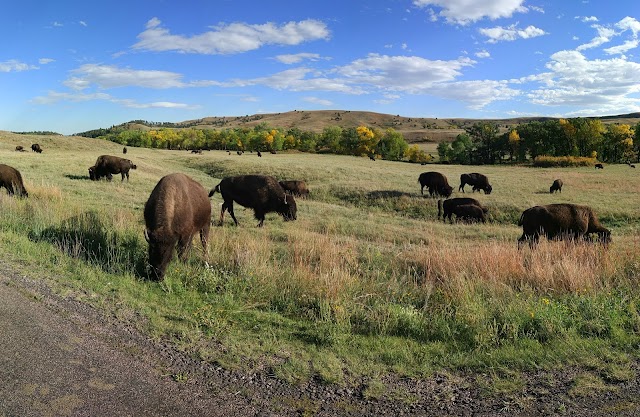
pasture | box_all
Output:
[1,131,640,391]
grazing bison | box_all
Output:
[550,179,563,194]
[595,163,604,169]
[517,203,611,248]
[418,171,453,198]
[15,146,25,152]
[438,197,488,223]
[0,164,28,197]
[459,173,492,194]
[279,180,310,198]
[631,164,636,168]
[144,173,211,281]
[123,146,127,154]
[257,151,262,157]
[369,155,376,161]
[270,150,277,154]
[451,204,486,223]
[31,144,42,153]
[89,155,137,181]
[209,174,297,227]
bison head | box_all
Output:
[88,166,97,181]
[484,184,493,194]
[440,185,453,198]
[280,194,297,221]
[144,229,175,281]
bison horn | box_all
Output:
[144,229,150,243]
[284,196,288,205]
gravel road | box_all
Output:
[1,263,640,417]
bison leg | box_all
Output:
[177,234,194,261]
[420,184,425,195]
[459,183,465,192]
[254,210,266,227]
[200,223,210,255]
[225,201,239,226]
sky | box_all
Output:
[1,0,639,135]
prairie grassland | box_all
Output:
[1,131,640,383]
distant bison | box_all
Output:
[369,155,376,161]
[15,146,25,152]
[209,174,297,227]
[595,163,604,169]
[418,171,453,198]
[438,197,487,223]
[89,155,137,181]
[31,144,42,153]
[144,173,211,281]
[459,173,492,194]
[257,151,262,157]
[517,203,611,248]
[123,146,127,154]
[0,164,28,197]
[279,180,310,198]
[451,204,486,223]
[550,179,563,194]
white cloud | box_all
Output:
[479,24,547,43]
[413,0,528,24]
[617,16,640,36]
[578,16,599,22]
[274,53,324,64]
[303,96,333,106]
[39,58,55,65]
[429,80,519,108]
[0,60,37,72]
[32,90,196,109]
[604,39,639,55]
[79,21,87,27]
[475,50,491,58]
[527,50,640,113]
[132,17,330,54]
[63,64,220,90]
[576,25,616,50]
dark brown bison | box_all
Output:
[89,155,137,181]
[438,197,487,222]
[0,164,28,197]
[279,180,310,198]
[459,173,492,194]
[257,151,262,157]
[143,173,211,281]
[418,171,453,198]
[209,175,297,227]
[31,144,42,153]
[550,179,563,194]
[123,146,127,154]
[270,150,277,154]
[595,163,604,169]
[451,204,486,223]
[517,203,611,248]
[369,155,376,161]
[15,146,25,152]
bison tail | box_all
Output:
[208,183,221,198]
[437,199,443,218]
[517,211,525,226]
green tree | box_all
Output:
[466,122,500,164]
[377,128,408,161]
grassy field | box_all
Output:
[1,131,640,392]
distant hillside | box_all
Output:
[76,110,640,144]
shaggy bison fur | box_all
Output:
[31,143,42,153]
[143,173,211,281]
[459,173,492,194]
[438,197,488,223]
[0,164,28,197]
[451,204,486,223]
[279,180,310,198]
[89,155,137,181]
[550,179,563,194]
[209,175,297,227]
[418,171,453,198]
[517,203,611,248]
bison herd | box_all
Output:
[1,145,615,281]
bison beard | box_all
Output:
[209,174,297,227]
[144,173,211,281]
[517,203,611,248]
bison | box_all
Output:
[595,163,604,169]
[143,173,211,281]
[450,204,486,223]
[418,171,453,198]
[438,197,488,223]
[369,155,376,161]
[257,151,262,157]
[89,155,137,181]
[0,164,28,197]
[123,146,128,154]
[517,203,611,248]
[209,174,297,227]
[459,173,492,194]
[279,180,310,198]
[31,144,42,153]
[550,179,563,194]
[15,146,25,152]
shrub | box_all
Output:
[533,155,597,167]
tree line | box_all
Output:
[438,118,639,164]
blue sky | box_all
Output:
[1,0,639,135]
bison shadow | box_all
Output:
[29,211,147,277]
[64,174,92,181]
[366,190,415,200]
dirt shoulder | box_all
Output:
[1,263,639,416]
